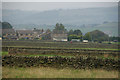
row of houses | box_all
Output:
[1,28,68,41]
[2,28,47,40]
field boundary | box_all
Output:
[2,55,119,71]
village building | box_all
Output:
[83,40,88,43]
[0,37,2,40]
[2,29,17,40]
[71,39,80,42]
[33,28,44,38]
[16,30,34,40]
[41,29,52,40]
[51,29,68,41]
[51,33,68,41]
[16,28,45,40]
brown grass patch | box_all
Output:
[2,67,118,78]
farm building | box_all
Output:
[51,33,68,41]
[71,39,80,42]
[83,40,88,43]
[33,28,44,38]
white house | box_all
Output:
[0,37,2,40]
[71,39,80,42]
[83,40,88,43]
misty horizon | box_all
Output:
[2,2,118,11]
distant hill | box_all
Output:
[2,6,118,36]
[3,6,118,25]
[79,22,118,36]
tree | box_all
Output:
[73,29,82,35]
[68,34,83,41]
[109,36,120,42]
[67,29,83,41]
[68,29,74,36]
[0,21,1,29]
[53,23,67,34]
[2,22,13,29]
[54,23,65,30]
[46,29,51,33]
[83,30,109,42]
[83,32,91,41]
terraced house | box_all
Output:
[16,30,34,40]
[2,28,50,40]
[2,29,17,40]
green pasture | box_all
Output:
[25,54,118,60]
[2,51,117,60]
[0,51,8,56]
[2,40,119,50]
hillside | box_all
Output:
[3,6,118,25]
[80,22,118,36]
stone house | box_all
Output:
[16,29,44,40]
[51,33,68,41]
[2,29,17,40]
[16,30,34,40]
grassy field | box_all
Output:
[0,51,8,56]
[2,67,118,78]
[2,51,117,60]
[2,40,119,49]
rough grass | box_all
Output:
[2,67,118,78]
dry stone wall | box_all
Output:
[2,55,119,71]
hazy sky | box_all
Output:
[2,0,120,2]
[2,2,118,11]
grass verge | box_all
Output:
[2,66,118,78]
[0,51,8,56]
